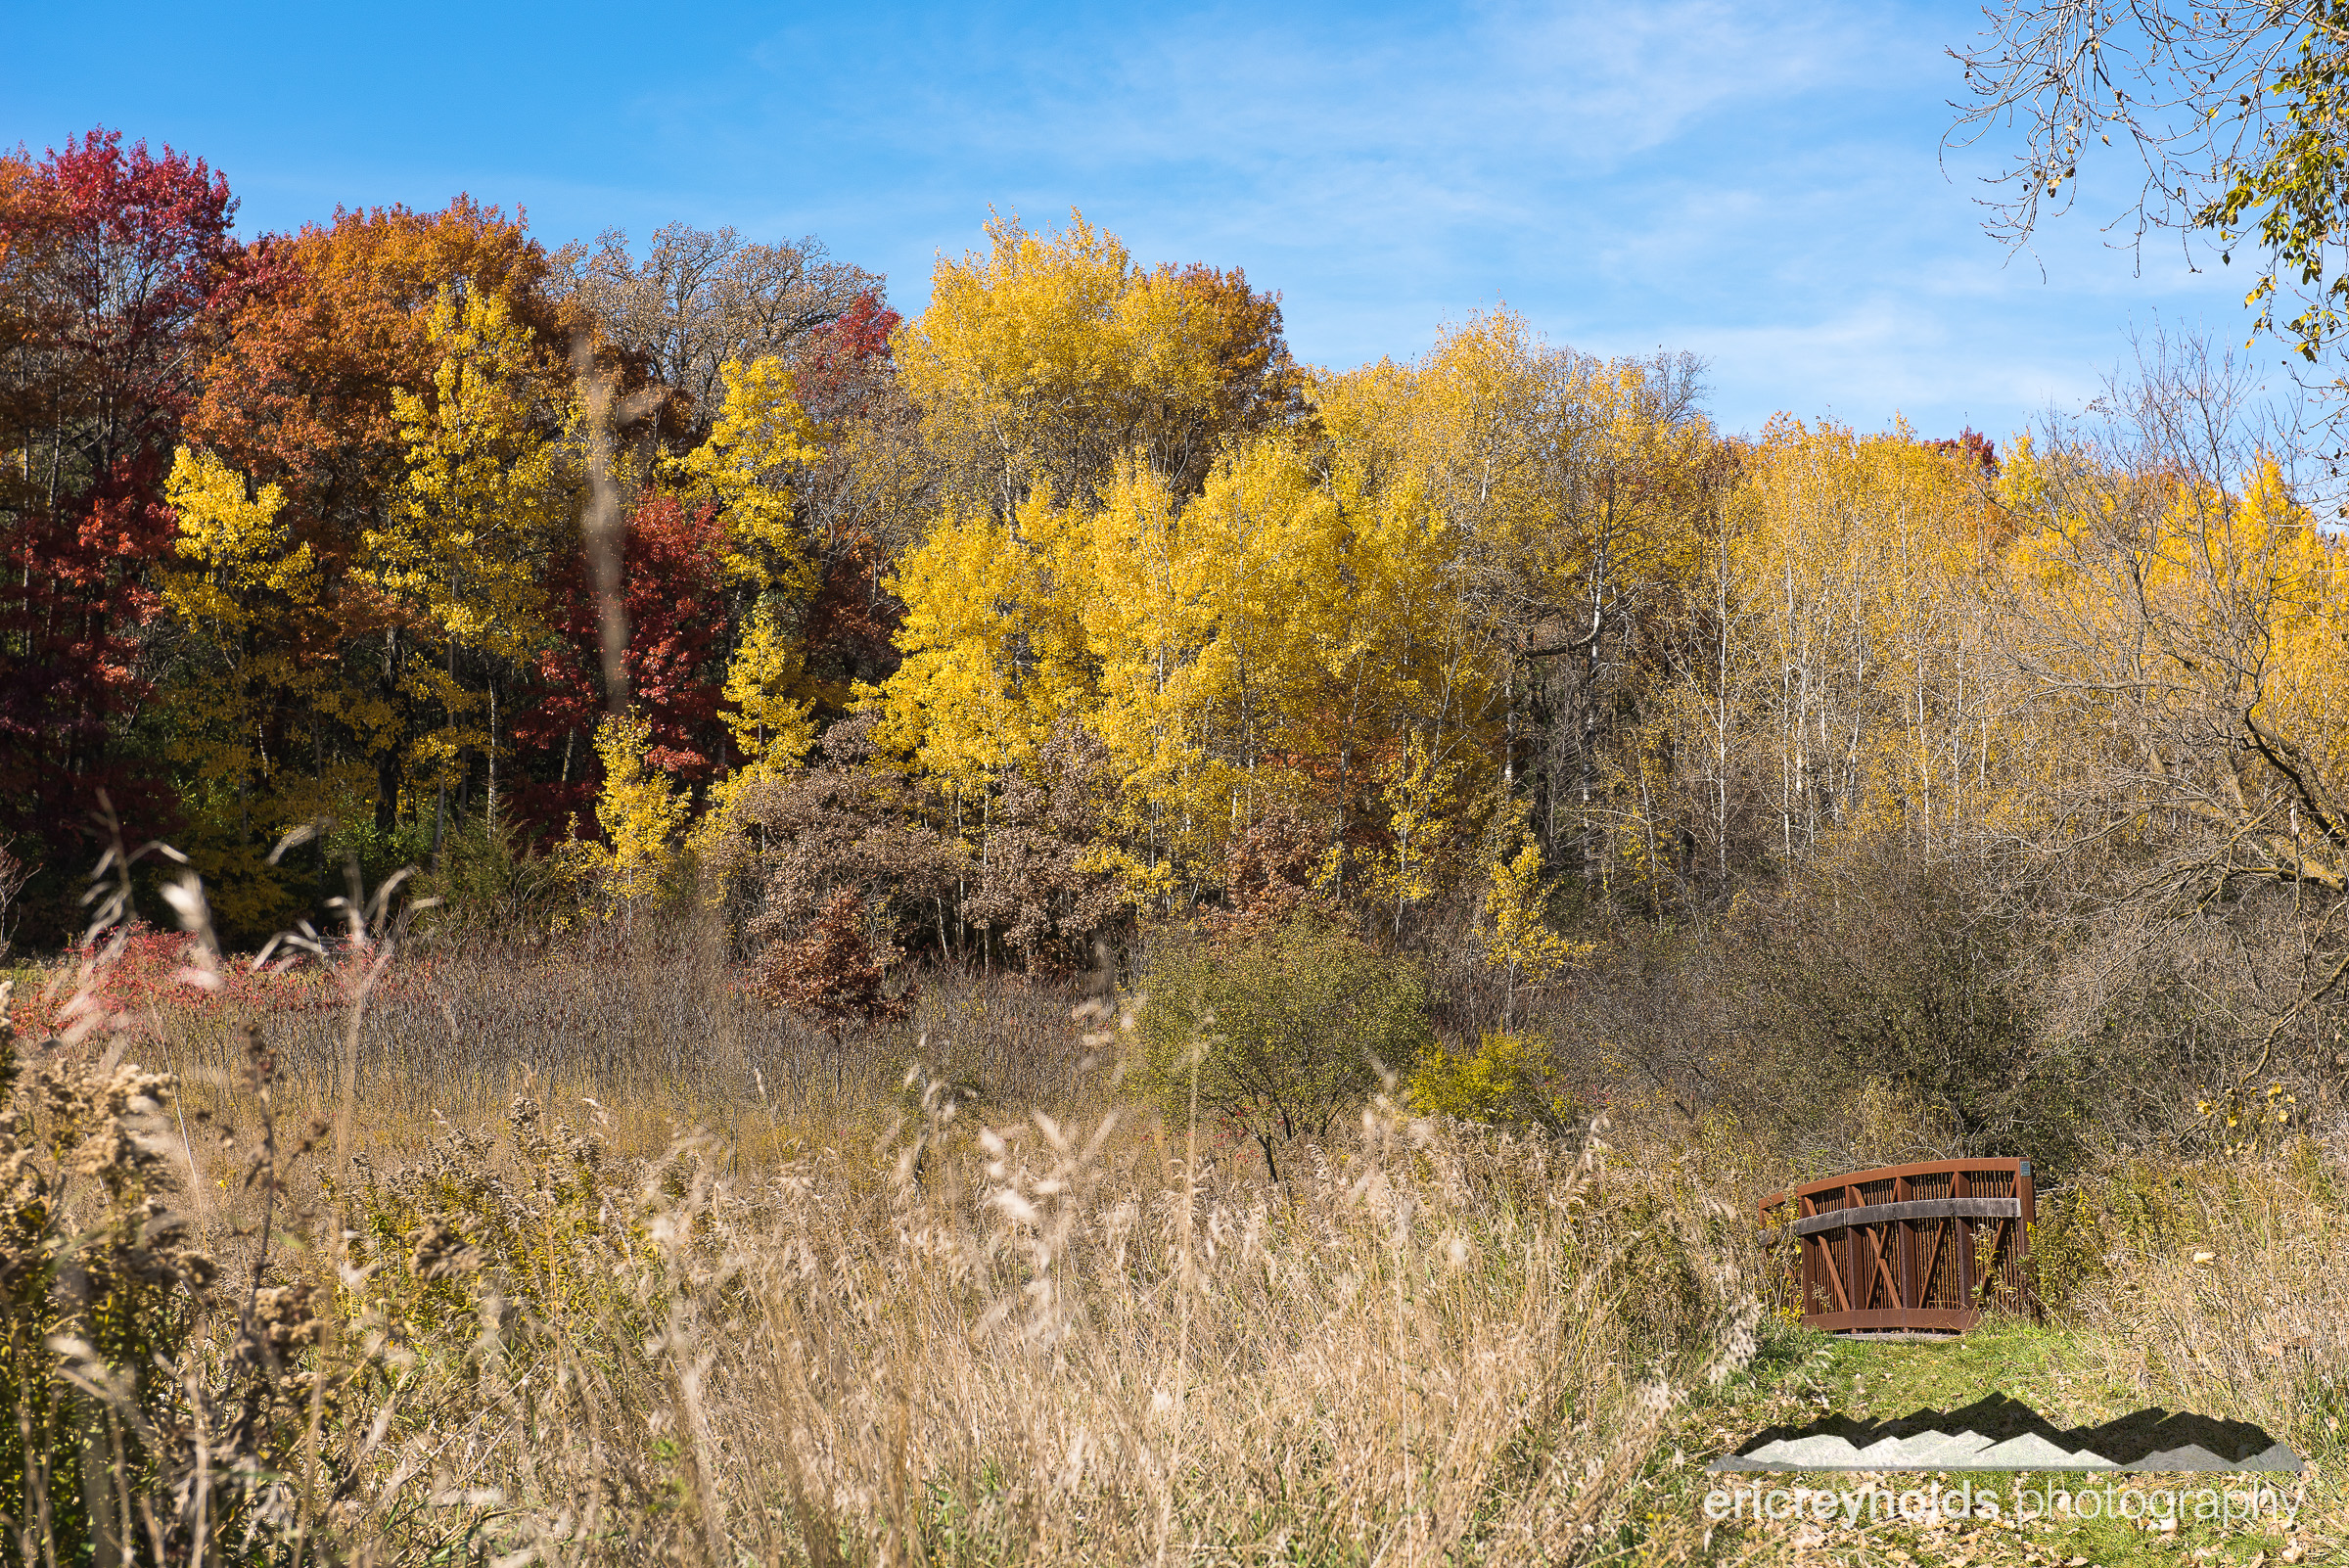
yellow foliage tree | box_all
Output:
[874,423,1505,903]
[161,451,319,798]
[159,447,333,931]
[1366,735,1468,935]
[895,209,1256,515]
[719,600,817,774]
[1728,418,2011,867]
[1313,312,1714,890]
[565,710,689,914]
[2000,442,2349,898]
[682,353,824,594]
[1481,841,1586,1029]
[880,289,1705,909]
[872,487,1092,789]
[368,287,568,810]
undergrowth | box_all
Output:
[14,850,2349,1565]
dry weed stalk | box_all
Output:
[2050,1145,2349,1480]
[8,838,1772,1565]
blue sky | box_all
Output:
[7,0,2266,440]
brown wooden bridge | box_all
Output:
[1759,1158,2036,1334]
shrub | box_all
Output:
[719,713,968,961]
[755,889,914,1026]
[1727,833,2042,1156]
[1405,1029,1589,1136]
[1203,807,1339,936]
[753,886,915,1100]
[1137,918,1430,1179]
[956,723,1129,973]
[414,807,569,935]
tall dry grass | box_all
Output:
[7,882,1765,1565]
[312,1080,1761,1565]
[139,924,1100,1163]
[2038,1144,2349,1471]
[32,863,2349,1563]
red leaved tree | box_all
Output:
[789,289,901,427]
[0,128,237,935]
[786,289,915,707]
[508,490,731,841]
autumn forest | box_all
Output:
[11,118,2349,1562]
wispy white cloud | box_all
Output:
[632,2,2296,437]
[6,0,2265,441]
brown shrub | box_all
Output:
[752,886,914,1031]
[957,724,1129,974]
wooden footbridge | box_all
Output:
[1759,1158,2036,1334]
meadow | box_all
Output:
[7,877,2348,1568]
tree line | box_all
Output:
[9,126,2349,1160]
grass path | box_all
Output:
[1611,1322,2335,1566]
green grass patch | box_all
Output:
[1798,1320,2139,1430]
[1627,1320,2320,1566]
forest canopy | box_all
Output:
[8,127,2349,1161]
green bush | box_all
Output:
[1137,919,1431,1180]
[1405,1029,1588,1136]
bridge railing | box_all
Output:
[1759,1158,2036,1333]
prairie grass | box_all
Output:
[6,918,1766,1565]
[2037,1146,2349,1473]
[25,904,2349,1565]
[139,927,1100,1163]
[314,1079,1761,1564]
